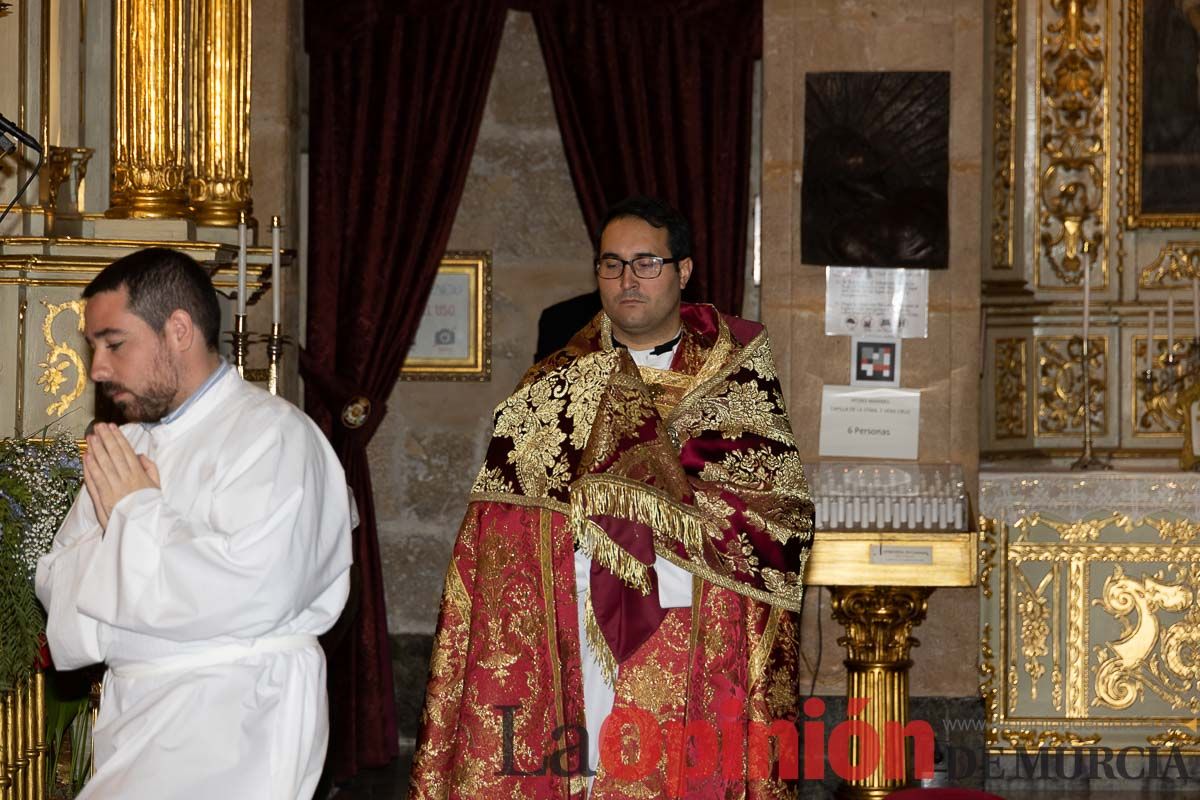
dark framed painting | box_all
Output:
[801,71,950,269]
[1127,0,1200,227]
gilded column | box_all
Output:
[829,585,933,800]
[108,0,189,218]
[188,0,253,226]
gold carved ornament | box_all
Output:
[1144,516,1200,545]
[35,300,87,418]
[1147,729,1200,748]
[995,338,1027,439]
[1134,334,1185,436]
[1138,243,1200,287]
[991,0,1018,271]
[1036,336,1106,436]
[995,730,1102,749]
[1014,567,1053,699]
[1037,0,1108,289]
[1014,511,1133,543]
[1094,565,1200,714]
[828,585,931,666]
[980,623,1000,746]
[979,518,999,599]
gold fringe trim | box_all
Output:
[571,475,711,558]
[656,548,805,613]
[569,473,808,612]
[583,594,618,688]
[572,513,653,595]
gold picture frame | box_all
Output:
[1125,0,1200,228]
[1177,379,1200,470]
[400,251,492,382]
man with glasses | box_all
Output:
[411,196,812,799]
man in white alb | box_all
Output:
[36,247,352,799]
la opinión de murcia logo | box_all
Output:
[495,696,936,790]
[492,697,1199,789]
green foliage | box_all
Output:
[0,435,83,690]
[44,665,98,796]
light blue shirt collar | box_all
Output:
[144,358,231,429]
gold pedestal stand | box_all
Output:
[807,530,978,800]
[829,585,932,800]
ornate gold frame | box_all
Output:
[1124,0,1200,228]
[1177,379,1200,470]
[399,251,492,382]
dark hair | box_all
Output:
[83,248,222,350]
[596,195,692,261]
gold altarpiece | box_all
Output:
[982,0,1200,459]
[980,0,1200,758]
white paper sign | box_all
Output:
[408,271,473,360]
[824,266,929,338]
[818,386,921,460]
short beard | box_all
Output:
[102,383,175,423]
[99,349,179,423]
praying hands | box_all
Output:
[83,423,161,529]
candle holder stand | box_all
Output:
[230,313,248,379]
[266,323,285,396]
[1072,335,1111,471]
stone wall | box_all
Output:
[369,11,595,635]
[761,0,984,697]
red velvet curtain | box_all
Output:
[302,0,507,781]
[528,0,761,314]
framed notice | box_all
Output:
[400,252,492,381]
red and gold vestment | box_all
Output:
[410,304,813,799]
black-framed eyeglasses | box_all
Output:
[594,255,679,280]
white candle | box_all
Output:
[271,216,282,326]
[1081,253,1090,347]
[1193,278,1199,341]
[1169,295,1175,354]
[1147,309,1156,372]
[237,214,248,316]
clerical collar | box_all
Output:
[145,359,231,429]
[611,328,683,356]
